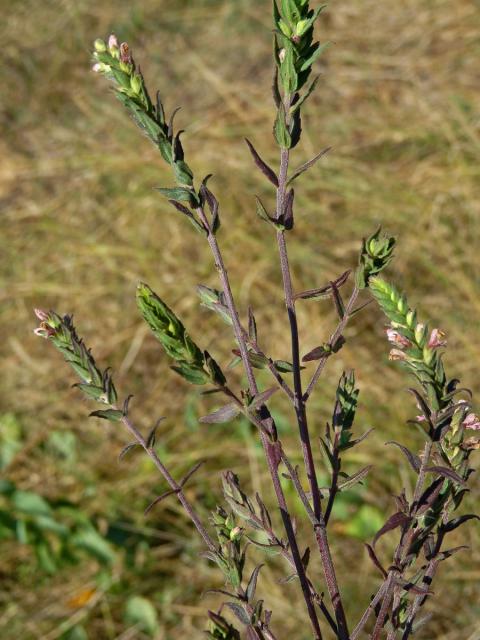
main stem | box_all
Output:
[275,151,349,639]
[196,208,323,640]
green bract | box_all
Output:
[136,282,224,386]
[356,228,396,289]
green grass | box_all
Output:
[1,0,479,638]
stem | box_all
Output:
[196,207,323,640]
[275,161,349,637]
[303,287,360,403]
[119,411,217,553]
[121,409,279,640]
[350,583,387,640]
[369,441,434,639]
[401,559,439,640]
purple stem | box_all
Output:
[275,154,349,639]
[195,207,324,640]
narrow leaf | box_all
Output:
[119,442,140,461]
[295,269,351,300]
[180,460,205,487]
[365,543,387,578]
[287,147,331,185]
[144,489,178,515]
[200,403,241,424]
[338,465,372,492]
[225,602,251,626]
[248,306,257,343]
[373,512,411,547]
[425,466,467,487]
[89,409,123,422]
[245,139,279,187]
[385,441,421,473]
[250,387,278,409]
[441,514,480,533]
[246,564,264,603]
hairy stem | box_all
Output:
[196,207,324,640]
[275,154,349,639]
[119,411,217,552]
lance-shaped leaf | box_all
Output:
[90,409,123,422]
[338,465,372,492]
[441,514,480,533]
[200,403,241,424]
[295,269,351,301]
[168,199,206,235]
[119,442,140,461]
[385,441,421,473]
[144,489,178,515]
[225,602,251,627]
[425,466,467,487]
[365,543,387,578]
[373,511,411,548]
[249,387,278,409]
[287,146,331,185]
[246,564,264,603]
[245,139,279,187]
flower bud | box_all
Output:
[108,34,119,50]
[406,309,416,328]
[422,346,434,366]
[229,526,242,541]
[414,323,425,345]
[94,38,107,52]
[119,42,132,64]
[130,73,142,95]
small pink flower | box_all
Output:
[463,413,480,431]
[92,63,103,73]
[416,415,427,422]
[34,308,49,321]
[428,328,447,349]
[33,309,56,338]
[108,34,119,49]
[386,328,411,348]
[389,349,407,362]
[119,42,132,64]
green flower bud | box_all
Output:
[130,73,142,95]
[94,38,107,53]
[356,227,395,288]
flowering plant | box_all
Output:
[35,2,478,638]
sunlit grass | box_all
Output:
[1,0,479,637]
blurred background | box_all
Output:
[1,0,479,638]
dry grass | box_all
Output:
[1,0,479,638]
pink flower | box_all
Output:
[33,309,56,338]
[463,413,480,431]
[119,42,132,64]
[34,308,49,321]
[386,328,411,348]
[428,328,447,349]
[108,34,119,50]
